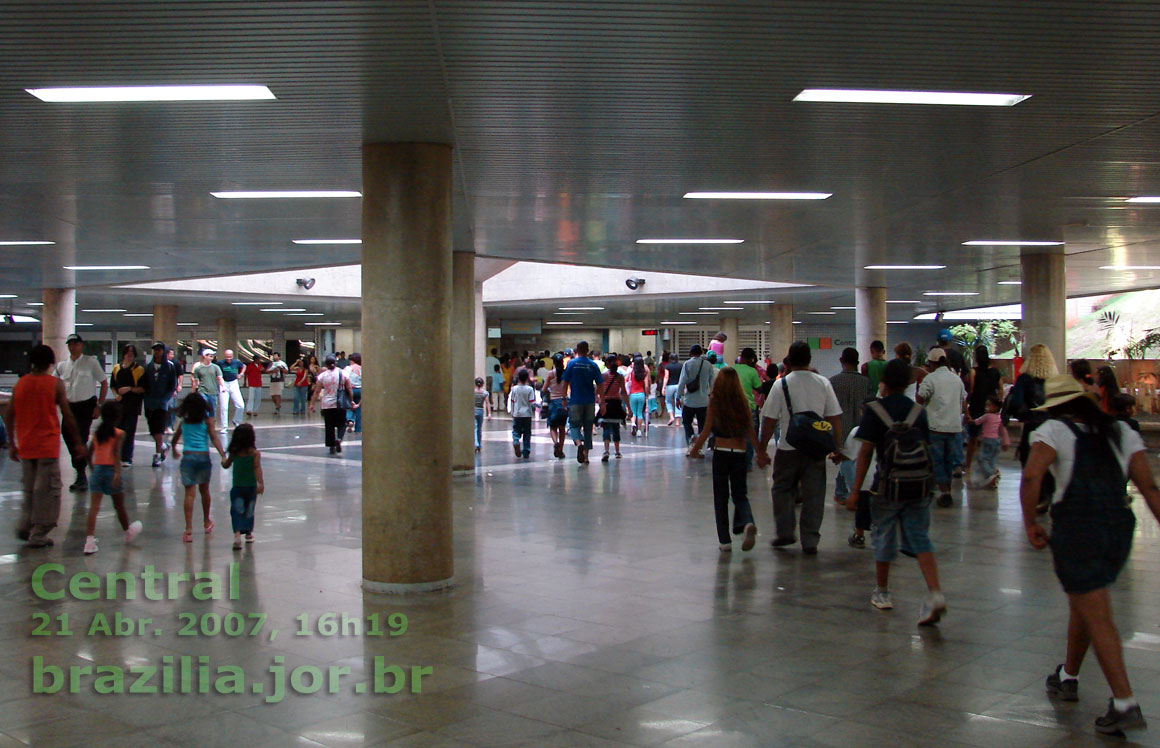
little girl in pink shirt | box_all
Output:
[972,397,1010,487]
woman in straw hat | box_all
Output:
[1022,374,1160,735]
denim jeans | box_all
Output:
[474,407,484,449]
[713,450,755,545]
[973,437,1001,482]
[629,392,647,422]
[835,458,857,500]
[230,486,257,534]
[929,431,963,486]
[293,385,309,414]
[511,416,532,456]
[683,406,708,445]
[568,403,596,451]
[347,387,362,431]
[664,385,682,418]
[771,448,827,548]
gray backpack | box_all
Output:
[866,401,933,502]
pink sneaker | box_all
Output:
[83,536,98,555]
[124,520,142,544]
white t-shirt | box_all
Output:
[509,384,536,418]
[760,370,843,452]
[1030,420,1145,504]
[315,367,348,409]
[917,366,967,434]
[56,354,107,402]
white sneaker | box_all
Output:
[718,543,732,551]
[918,591,947,626]
[871,590,893,609]
[124,520,142,544]
[83,536,98,555]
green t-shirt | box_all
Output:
[193,362,223,396]
[864,358,887,394]
[729,364,763,409]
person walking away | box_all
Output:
[847,358,946,624]
[290,356,310,415]
[1095,365,1120,414]
[560,340,603,464]
[165,347,184,432]
[110,345,145,466]
[677,345,716,447]
[1021,374,1160,735]
[728,348,764,470]
[55,332,107,491]
[243,355,264,416]
[628,355,651,437]
[491,363,505,413]
[346,352,363,432]
[916,348,967,507]
[473,378,491,453]
[758,341,844,553]
[709,332,727,359]
[222,423,263,550]
[936,328,969,382]
[829,347,872,502]
[833,424,874,548]
[267,352,288,414]
[542,354,569,458]
[1069,359,1097,393]
[171,392,226,543]
[310,355,353,455]
[893,342,926,400]
[191,350,225,420]
[597,355,629,461]
[964,346,1003,474]
[860,340,887,395]
[688,368,769,551]
[663,353,683,427]
[142,342,178,468]
[970,397,1009,488]
[509,370,536,459]
[1004,343,1058,514]
[3,344,87,547]
[83,401,144,555]
[215,350,246,430]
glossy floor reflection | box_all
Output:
[1,413,1160,747]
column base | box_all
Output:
[451,466,475,476]
[362,576,455,594]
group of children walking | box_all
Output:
[82,391,263,555]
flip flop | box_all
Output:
[204,519,214,534]
[182,531,192,543]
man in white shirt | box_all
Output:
[54,333,108,492]
[917,347,967,507]
[508,369,536,459]
[758,341,844,553]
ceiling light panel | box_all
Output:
[794,89,1030,106]
[683,192,831,200]
[211,191,361,199]
[27,85,275,102]
[636,239,744,245]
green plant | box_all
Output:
[948,320,1021,365]
[1122,329,1160,360]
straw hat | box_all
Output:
[1034,374,1097,411]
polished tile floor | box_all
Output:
[2,412,1160,747]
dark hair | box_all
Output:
[227,422,256,455]
[975,346,990,369]
[28,344,55,370]
[517,369,530,383]
[713,332,727,342]
[633,356,646,382]
[474,377,484,387]
[1097,365,1119,394]
[94,401,123,444]
[690,344,703,356]
[740,347,757,365]
[881,359,913,392]
[1110,392,1137,417]
[870,340,885,353]
[894,342,913,362]
[553,353,564,379]
[786,341,811,368]
[121,344,138,360]
[1049,392,1121,448]
[177,392,209,423]
[493,363,500,373]
[575,340,590,353]
[839,347,859,366]
[604,354,619,370]
[986,396,1003,410]
[669,352,679,363]
[349,352,361,365]
[324,355,337,369]
[1070,359,1094,386]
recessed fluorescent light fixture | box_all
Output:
[1099,265,1160,270]
[0,240,54,246]
[864,265,946,270]
[27,302,43,306]
[886,300,921,304]
[806,311,836,315]
[81,309,127,313]
[0,294,16,299]
[962,240,1063,246]
[303,322,341,326]
[830,306,856,310]
[559,306,604,311]
[683,192,832,200]
[923,292,980,296]
[886,320,910,325]
[636,239,744,245]
[63,265,149,270]
[723,300,774,304]
[794,89,1031,106]
[792,321,803,325]
[291,239,362,245]
[211,191,361,199]
[699,307,745,311]
[177,322,199,326]
[545,321,582,326]
[553,312,585,315]
[232,301,279,306]
[73,322,93,327]
[661,321,696,325]
[286,312,325,316]
[679,311,718,315]
[915,304,1022,321]
[261,308,305,312]
[997,281,1023,285]
[1126,197,1160,203]
[123,313,153,317]
[27,85,275,103]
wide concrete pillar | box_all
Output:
[153,304,177,347]
[768,303,794,364]
[362,142,454,592]
[1021,251,1067,372]
[217,317,238,355]
[856,287,887,360]
[42,288,76,365]
[451,251,476,473]
[721,317,739,364]
[474,281,486,378]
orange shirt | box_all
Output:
[92,428,123,466]
[12,373,61,460]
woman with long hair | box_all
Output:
[1022,375,1160,735]
[1006,344,1060,513]
[171,392,226,543]
[663,353,683,428]
[965,345,1004,473]
[688,368,768,551]
[628,354,652,437]
[542,353,569,458]
[1070,359,1097,392]
[1096,365,1120,413]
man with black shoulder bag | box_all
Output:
[758,341,843,554]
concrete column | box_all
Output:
[42,288,75,365]
[474,281,486,378]
[768,303,794,364]
[153,304,177,347]
[362,142,454,593]
[319,328,336,357]
[451,251,476,473]
[856,287,887,359]
[217,317,237,355]
[272,328,286,359]
[721,317,739,364]
[1021,251,1067,371]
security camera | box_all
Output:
[296,278,316,290]
[625,277,646,290]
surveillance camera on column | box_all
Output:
[625,277,646,290]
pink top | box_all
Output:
[628,371,648,394]
[974,412,1010,446]
[709,339,725,356]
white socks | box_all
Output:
[1114,696,1139,711]
[1061,666,1079,681]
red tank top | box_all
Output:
[628,371,648,394]
[13,373,61,460]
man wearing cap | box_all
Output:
[936,329,968,379]
[54,332,108,492]
[191,349,225,419]
[917,347,968,507]
[214,349,246,432]
[142,343,178,467]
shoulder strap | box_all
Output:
[1058,417,1083,439]
[866,400,896,427]
[903,403,924,427]
[780,377,794,415]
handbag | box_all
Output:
[781,378,836,460]
[335,373,354,410]
[601,375,627,421]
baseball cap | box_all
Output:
[66,333,83,344]
[151,342,165,350]
[927,348,947,364]
[201,348,214,357]
[937,328,953,343]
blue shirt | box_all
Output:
[216,359,244,383]
[562,357,602,405]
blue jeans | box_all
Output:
[871,496,934,562]
[511,417,532,456]
[973,437,1001,481]
[474,407,484,448]
[835,458,857,500]
[929,431,963,486]
[230,486,258,534]
[664,385,682,418]
[293,385,309,414]
[629,392,647,421]
[347,387,362,431]
[568,403,596,451]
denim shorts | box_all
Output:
[871,495,934,562]
[90,464,122,496]
[180,452,213,487]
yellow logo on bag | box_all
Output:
[812,421,833,432]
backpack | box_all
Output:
[865,400,933,502]
[780,377,836,460]
[685,359,705,393]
